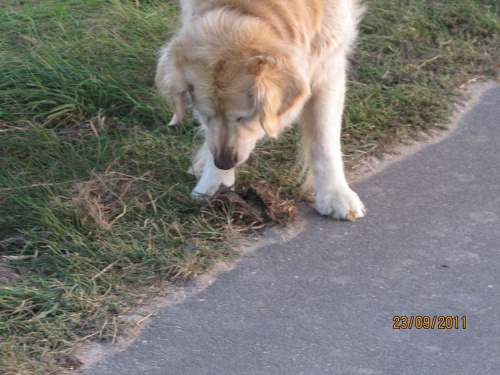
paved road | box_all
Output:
[85,86,500,375]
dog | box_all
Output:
[155,0,366,220]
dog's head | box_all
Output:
[156,12,310,170]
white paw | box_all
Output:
[191,165,235,198]
[191,178,234,198]
[315,187,366,221]
[191,182,226,198]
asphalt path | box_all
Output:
[85,85,500,375]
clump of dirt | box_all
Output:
[207,184,297,227]
[54,353,83,370]
[41,352,83,370]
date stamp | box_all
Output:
[393,316,467,329]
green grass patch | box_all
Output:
[0,0,498,373]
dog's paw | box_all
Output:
[191,189,210,199]
[315,188,366,221]
[191,183,233,198]
[191,168,235,198]
[191,184,219,198]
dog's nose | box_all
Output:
[214,156,237,170]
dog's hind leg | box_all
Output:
[191,141,235,197]
[300,56,365,220]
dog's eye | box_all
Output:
[236,117,245,123]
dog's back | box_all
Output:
[179,0,362,55]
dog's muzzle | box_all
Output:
[214,154,237,170]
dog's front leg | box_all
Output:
[191,142,235,197]
[301,58,365,220]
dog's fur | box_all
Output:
[156,0,366,220]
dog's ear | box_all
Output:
[249,56,309,138]
[155,37,189,126]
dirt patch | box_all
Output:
[40,352,83,371]
[207,184,297,227]
[0,262,21,283]
[0,236,31,284]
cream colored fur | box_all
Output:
[156,0,366,220]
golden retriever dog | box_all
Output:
[156,0,366,220]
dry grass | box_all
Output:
[72,171,151,231]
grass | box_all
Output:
[0,0,498,373]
